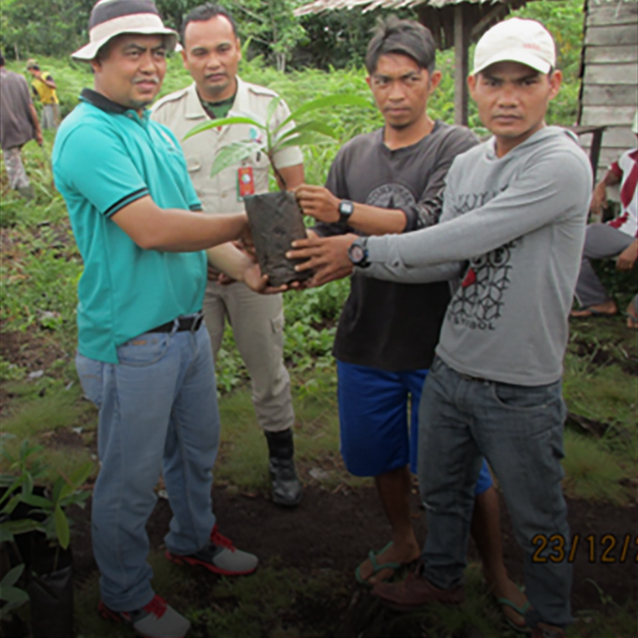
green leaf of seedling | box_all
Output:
[276,132,332,151]
[0,583,30,618]
[265,95,282,127]
[18,493,52,509]
[0,589,30,618]
[274,120,339,147]
[275,94,372,133]
[63,490,90,509]
[59,461,93,502]
[54,504,70,549]
[183,116,265,141]
[23,473,33,499]
[0,478,23,509]
[0,528,15,543]
[69,461,94,487]
[0,564,25,589]
[0,518,42,537]
[51,477,65,506]
[210,142,264,178]
[3,495,23,516]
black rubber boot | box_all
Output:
[265,429,302,507]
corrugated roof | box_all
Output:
[296,0,509,17]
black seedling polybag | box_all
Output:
[244,191,313,287]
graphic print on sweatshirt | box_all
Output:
[447,187,515,331]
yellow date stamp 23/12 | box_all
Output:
[531,534,637,564]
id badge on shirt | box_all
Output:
[237,166,255,200]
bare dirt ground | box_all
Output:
[68,483,638,636]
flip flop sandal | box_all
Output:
[626,312,638,329]
[497,595,532,635]
[354,541,402,587]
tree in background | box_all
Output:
[156,0,308,72]
[295,8,415,70]
[0,0,94,59]
[218,0,306,72]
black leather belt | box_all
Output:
[149,311,204,333]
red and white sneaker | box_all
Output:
[165,524,259,576]
[98,594,190,638]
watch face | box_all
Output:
[349,244,365,263]
[339,200,354,215]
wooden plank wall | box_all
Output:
[578,0,638,185]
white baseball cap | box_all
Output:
[472,18,556,76]
[72,0,177,61]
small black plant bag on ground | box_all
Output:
[244,191,313,287]
[1,488,75,638]
[24,533,74,638]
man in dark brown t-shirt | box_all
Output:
[0,52,43,199]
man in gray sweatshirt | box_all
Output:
[341,18,591,638]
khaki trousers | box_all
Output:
[203,280,294,433]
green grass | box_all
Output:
[562,431,630,505]
[215,368,369,493]
[0,384,84,438]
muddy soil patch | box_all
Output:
[70,485,637,635]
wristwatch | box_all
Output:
[348,237,370,269]
[338,200,354,229]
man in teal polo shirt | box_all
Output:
[52,1,269,636]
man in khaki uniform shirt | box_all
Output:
[152,3,304,507]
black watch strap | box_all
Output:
[338,200,354,228]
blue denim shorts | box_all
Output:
[337,360,492,493]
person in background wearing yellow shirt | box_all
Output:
[26,59,60,129]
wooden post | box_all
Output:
[454,4,469,126]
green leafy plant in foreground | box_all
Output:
[0,439,92,550]
[184,93,372,188]
[0,564,29,620]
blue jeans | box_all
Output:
[419,357,572,628]
[76,320,220,610]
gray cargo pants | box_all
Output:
[574,223,637,314]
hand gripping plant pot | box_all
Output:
[243,190,310,286]
[185,93,371,286]
[0,441,92,638]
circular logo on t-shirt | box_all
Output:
[366,183,415,210]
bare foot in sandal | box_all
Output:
[355,539,420,586]
[570,300,617,318]
[488,575,531,633]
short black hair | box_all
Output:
[180,3,237,45]
[366,16,436,75]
